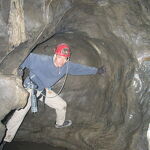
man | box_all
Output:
[1,43,106,147]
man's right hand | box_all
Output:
[17,68,23,76]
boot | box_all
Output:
[55,120,72,128]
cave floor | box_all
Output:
[3,141,67,150]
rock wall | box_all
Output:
[0,0,150,150]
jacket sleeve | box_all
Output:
[67,62,98,75]
[19,53,33,69]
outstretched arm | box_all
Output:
[68,62,98,75]
[67,62,106,76]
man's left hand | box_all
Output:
[97,66,106,75]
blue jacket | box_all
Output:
[20,53,98,90]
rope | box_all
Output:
[33,61,69,98]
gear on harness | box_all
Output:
[37,89,46,110]
[30,82,38,113]
[24,78,46,113]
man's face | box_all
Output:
[54,55,68,67]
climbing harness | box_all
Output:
[39,61,69,98]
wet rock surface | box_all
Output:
[0,0,150,150]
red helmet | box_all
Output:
[55,43,71,58]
